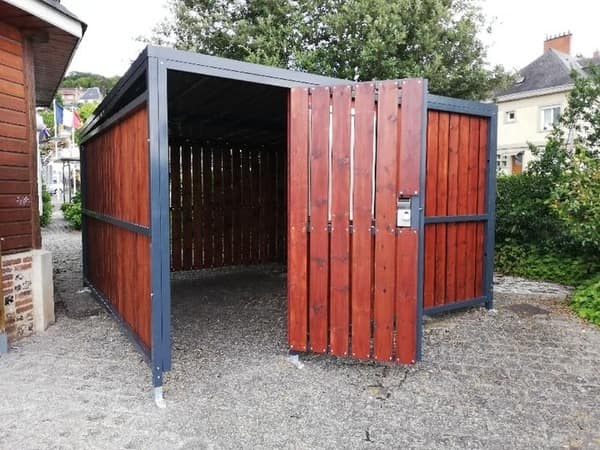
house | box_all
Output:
[495,33,599,175]
[0,0,85,353]
[58,86,84,106]
[79,86,102,104]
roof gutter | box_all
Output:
[496,84,573,102]
[3,0,85,37]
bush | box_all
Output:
[495,244,600,287]
[62,192,82,230]
[40,185,52,227]
[571,275,600,326]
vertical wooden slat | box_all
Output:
[232,148,242,265]
[223,148,233,266]
[171,144,182,270]
[251,149,260,263]
[476,118,489,297]
[288,88,310,351]
[215,149,225,266]
[351,83,375,359]
[192,145,203,268]
[465,117,480,298]
[264,149,275,260]
[445,114,460,303]
[455,115,470,301]
[395,79,424,363]
[202,146,213,268]
[241,148,251,264]
[373,81,398,362]
[329,85,352,357]
[182,144,193,269]
[435,112,450,305]
[423,111,438,309]
[308,86,330,353]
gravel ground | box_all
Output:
[0,212,599,449]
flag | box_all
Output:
[63,109,74,128]
[73,110,82,129]
[54,102,64,125]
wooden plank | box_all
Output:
[445,113,460,302]
[0,208,29,221]
[0,166,28,181]
[0,181,29,194]
[250,149,260,263]
[223,147,233,266]
[465,117,481,298]
[263,148,274,260]
[192,145,202,268]
[0,92,25,112]
[351,83,375,359]
[0,122,26,139]
[288,87,309,351]
[202,146,213,268]
[259,150,268,262]
[182,144,193,269]
[0,49,23,70]
[0,63,23,85]
[455,115,471,301]
[0,78,24,98]
[0,220,31,236]
[423,111,438,309]
[373,81,398,362]
[308,86,330,354]
[214,149,225,266]
[240,148,250,264]
[434,112,450,305]
[329,85,352,357]
[0,35,22,56]
[232,148,242,265]
[170,144,182,270]
[476,118,489,296]
[395,79,424,363]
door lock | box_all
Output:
[397,198,412,227]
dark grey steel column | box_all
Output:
[484,110,498,309]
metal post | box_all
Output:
[484,110,498,310]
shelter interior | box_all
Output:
[167,70,288,273]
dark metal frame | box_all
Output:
[78,45,498,389]
[423,94,498,315]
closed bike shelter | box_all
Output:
[79,46,497,396]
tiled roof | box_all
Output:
[496,49,586,98]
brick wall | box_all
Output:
[2,250,34,340]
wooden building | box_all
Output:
[0,0,85,352]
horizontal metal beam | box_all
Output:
[424,214,488,224]
[423,297,488,316]
[427,94,497,117]
[82,209,151,236]
[80,92,148,145]
[84,278,151,363]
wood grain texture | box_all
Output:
[308,86,330,353]
[287,88,309,351]
[329,85,351,357]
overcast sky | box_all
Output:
[61,0,600,78]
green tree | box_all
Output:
[61,72,120,95]
[529,65,600,256]
[148,0,510,99]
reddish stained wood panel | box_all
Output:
[445,113,460,302]
[455,115,471,301]
[435,112,450,305]
[287,87,309,351]
[351,83,375,359]
[171,144,182,270]
[182,144,193,269]
[308,86,330,353]
[373,81,398,362]
[423,111,438,309]
[329,85,351,357]
[192,145,203,268]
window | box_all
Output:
[541,106,561,131]
[505,110,516,123]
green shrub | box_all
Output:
[571,275,600,326]
[40,185,52,227]
[495,244,600,287]
[62,192,82,230]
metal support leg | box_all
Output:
[0,332,7,354]
[154,386,166,409]
[288,350,304,369]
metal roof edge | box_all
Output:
[146,45,348,87]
